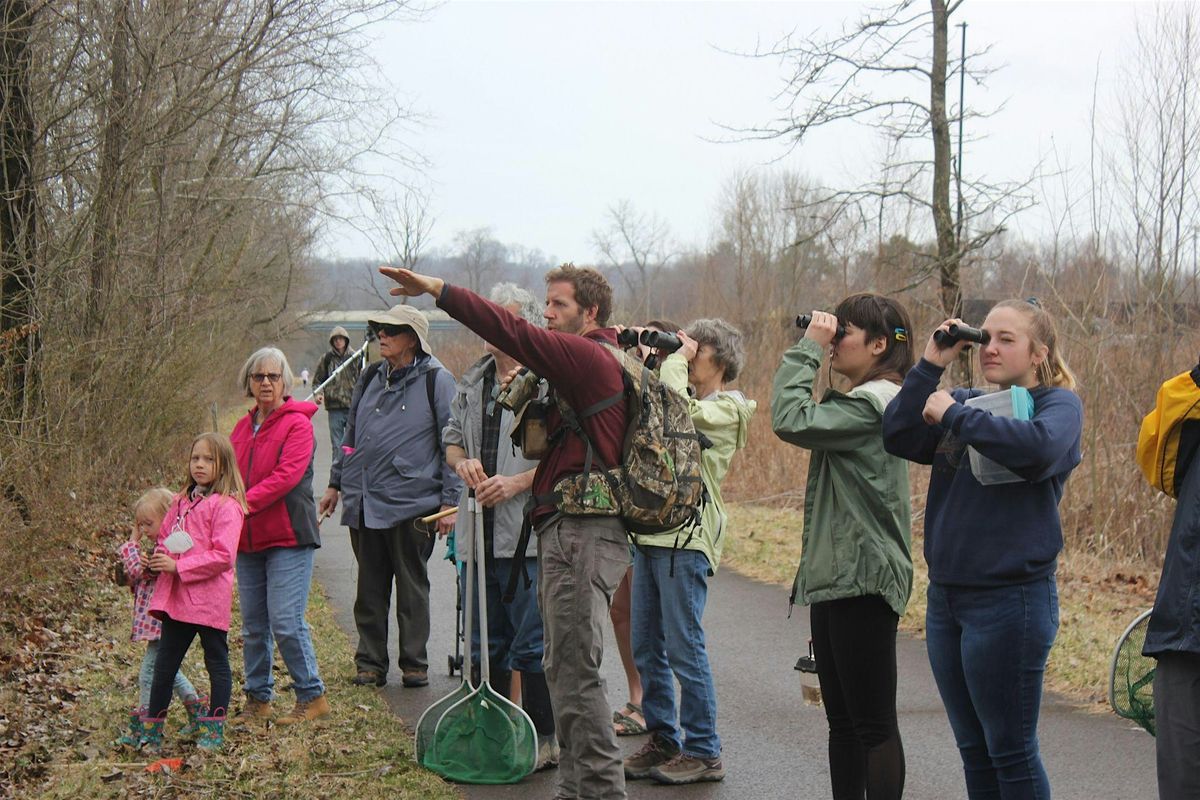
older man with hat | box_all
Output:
[318,304,461,689]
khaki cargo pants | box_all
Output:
[537,514,631,800]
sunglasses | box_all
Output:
[373,324,411,338]
[250,373,282,384]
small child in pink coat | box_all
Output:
[141,433,247,752]
[113,487,203,748]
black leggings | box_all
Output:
[810,595,905,800]
[147,617,231,719]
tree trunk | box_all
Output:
[87,0,131,334]
[0,0,38,419]
[930,0,960,317]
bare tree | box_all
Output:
[0,0,425,530]
[363,188,435,305]
[592,199,673,319]
[453,226,507,294]
[1113,5,1200,306]
[732,0,1032,317]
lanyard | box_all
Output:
[170,494,205,533]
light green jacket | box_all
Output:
[633,353,756,574]
[771,338,913,618]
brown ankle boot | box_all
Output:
[276,694,331,725]
[232,695,272,722]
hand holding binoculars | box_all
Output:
[933,324,989,348]
[796,314,846,338]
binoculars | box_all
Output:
[933,323,990,348]
[796,314,847,338]
[495,368,540,412]
[617,328,683,354]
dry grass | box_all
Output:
[8,540,459,800]
[723,503,1156,707]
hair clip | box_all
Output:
[1025,296,1042,308]
[894,327,908,342]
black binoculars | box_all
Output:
[641,329,682,353]
[796,314,847,338]
[617,328,683,354]
[933,323,990,348]
[616,328,640,348]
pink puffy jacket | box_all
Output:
[149,492,245,632]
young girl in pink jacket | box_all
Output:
[142,433,247,752]
[113,487,203,748]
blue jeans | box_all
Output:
[631,546,720,759]
[926,578,1059,800]
[327,408,349,462]
[458,556,544,673]
[138,640,199,708]
[237,546,326,703]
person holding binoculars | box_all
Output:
[882,299,1082,800]
[609,319,680,739]
[773,293,917,800]
[621,318,755,785]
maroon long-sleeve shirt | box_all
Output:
[437,283,627,522]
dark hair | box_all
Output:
[832,293,915,385]
[544,263,614,326]
[643,319,681,333]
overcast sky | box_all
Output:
[320,1,1145,264]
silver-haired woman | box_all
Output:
[229,347,330,725]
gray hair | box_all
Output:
[238,346,296,398]
[685,318,745,383]
[489,282,543,326]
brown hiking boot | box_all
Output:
[649,753,725,784]
[623,733,679,779]
[401,670,428,688]
[232,695,272,722]
[352,669,386,687]
[276,694,331,725]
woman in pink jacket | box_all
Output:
[142,433,247,752]
[229,347,329,725]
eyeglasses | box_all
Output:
[250,373,282,384]
[373,324,410,338]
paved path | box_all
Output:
[307,408,1156,799]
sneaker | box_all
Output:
[276,694,331,725]
[231,695,272,722]
[401,670,428,688]
[352,670,386,687]
[649,753,725,785]
[623,733,679,780]
[535,735,560,771]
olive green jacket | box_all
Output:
[771,338,913,617]
[632,353,756,574]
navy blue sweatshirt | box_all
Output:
[882,359,1084,587]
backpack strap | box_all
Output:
[502,498,537,604]
[426,368,441,450]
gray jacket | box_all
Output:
[329,353,461,529]
[443,355,538,559]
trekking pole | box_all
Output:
[305,332,372,402]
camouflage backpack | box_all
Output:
[550,344,705,535]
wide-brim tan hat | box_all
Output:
[367,304,432,356]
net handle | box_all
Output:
[474,487,491,686]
